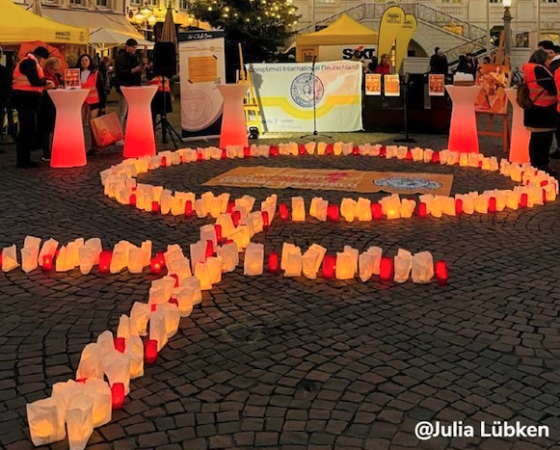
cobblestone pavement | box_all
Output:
[1,109,560,450]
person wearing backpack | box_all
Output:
[521,49,557,175]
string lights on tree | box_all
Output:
[190,0,299,69]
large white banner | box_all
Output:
[247,61,363,132]
[178,31,226,140]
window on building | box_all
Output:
[149,0,157,6]
[179,0,188,10]
[316,0,335,4]
[489,0,502,3]
[96,0,108,7]
[69,0,83,5]
[542,0,558,3]
[441,0,463,3]
[130,0,140,5]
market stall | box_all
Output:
[295,15,378,63]
[0,0,88,45]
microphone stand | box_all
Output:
[301,56,331,140]
[394,73,416,144]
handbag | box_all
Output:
[90,112,123,147]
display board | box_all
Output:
[247,61,363,132]
[178,30,226,141]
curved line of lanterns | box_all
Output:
[2,141,557,449]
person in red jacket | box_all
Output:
[12,46,54,168]
[76,54,107,155]
[522,49,557,175]
[374,54,392,74]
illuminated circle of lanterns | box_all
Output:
[7,141,559,449]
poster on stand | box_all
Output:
[384,74,400,97]
[429,74,445,96]
[365,74,381,96]
[247,61,362,132]
[178,30,226,141]
[64,69,80,89]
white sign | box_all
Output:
[247,61,363,132]
[179,31,226,140]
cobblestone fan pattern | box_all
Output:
[1,132,560,450]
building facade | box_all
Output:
[292,0,559,67]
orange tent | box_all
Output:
[18,41,69,71]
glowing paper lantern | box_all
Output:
[400,199,416,219]
[21,236,41,273]
[411,251,434,283]
[302,244,327,279]
[194,261,213,290]
[291,197,306,221]
[217,213,236,238]
[217,242,239,273]
[103,349,131,395]
[358,252,375,282]
[284,247,302,277]
[394,249,412,283]
[39,239,59,267]
[336,251,355,280]
[244,243,264,276]
[83,379,112,428]
[76,343,105,380]
[206,256,223,285]
[357,198,372,221]
[66,395,94,450]
[340,198,357,222]
[27,397,66,446]
[2,245,19,272]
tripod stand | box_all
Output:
[394,73,416,144]
[301,56,331,140]
[155,76,183,149]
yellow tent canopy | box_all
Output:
[0,0,89,45]
[296,14,378,46]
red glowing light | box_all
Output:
[279,203,289,221]
[145,340,158,364]
[435,260,448,285]
[520,193,528,208]
[42,255,53,271]
[205,240,215,258]
[379,257,393,281]
[262,211,269,231]
[151,201,160,213]
[129,194,136,207]
[417,202,427,218]
[268,251,279,274]
[184,200,193,217]
[322,254,336,279]
[215,224,222,243]
[232,211,241,227]
[455,199,463,215]
[327,204,339,222]
[99,250,112,274]
[488,197,497,213]
[111,383,125,409]
[371,203,383,220]
[113,337,126,354]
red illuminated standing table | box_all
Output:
[217,84,249,149]
[505,88,530,164]
[48,88,89,168]
[121,86,158,158]
[445,85,481,153]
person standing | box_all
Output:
[77,54,106,155]
[522,49,557,175]
[375,54,392,74]
[115,39,142,129]
[429,47,448,74]
[39,57,62,162]
[551,46,560,159]
[12,46,54,168]
[0,46,13,152]
[145,57,172,129]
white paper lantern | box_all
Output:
[76,343,105,380]
[291,197,306,222]
[244,243,264,276]
[83,379,111,428]
[411,251,434,283]
[394,249,412,283]
[340,198,357,222]
[27,397,66,446]
[126,335,144,378]
[22,236,41,273]
[103,349,131,394]
[130,302,150,336]
[66,395,94,450]
[2,245,19,272]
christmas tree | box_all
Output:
[190,0,299,79]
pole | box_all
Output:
[311,0,316,32]
[486,0,491,54]
[503,7,512,58]
[536,0,541,45]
